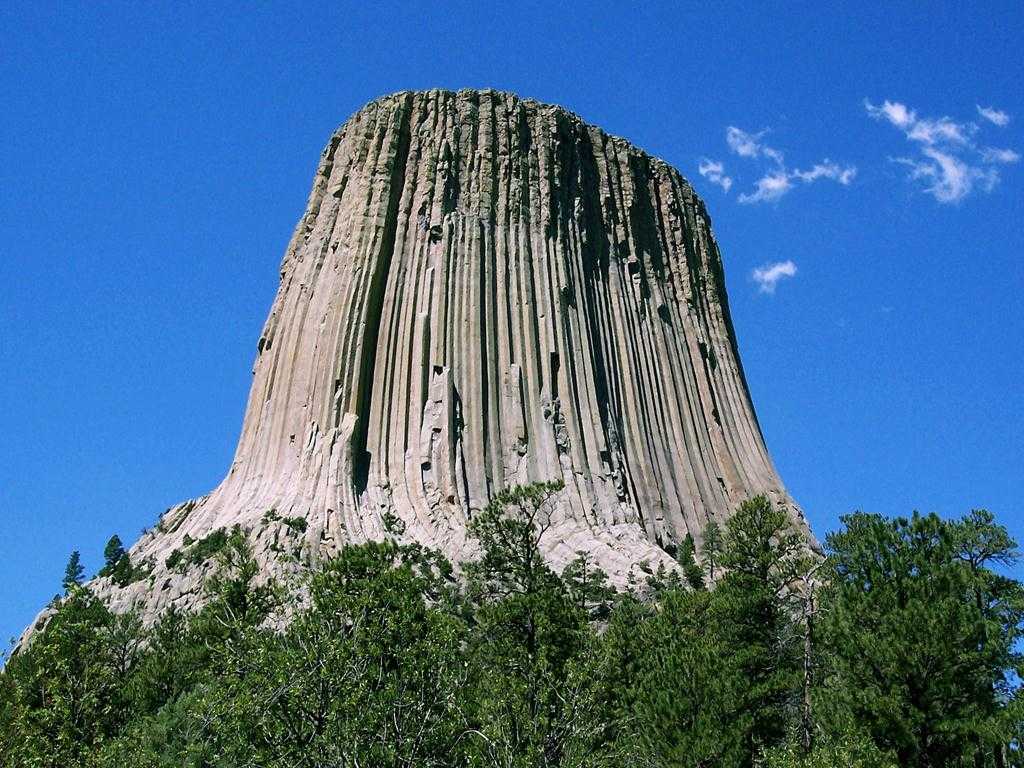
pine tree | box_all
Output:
[625,498,810,767]
[701,520,724,582]
[630,586,750,767]
[189,540,468,767]
[98,534,138,586]
[677,533,706,590]
[462,481,620,766]
[713,495,809,759]
[62,550,84,592]
[7,494,1021,768]
[816,510,1024,767]
[101,535,125,575]
[563,550,616,619]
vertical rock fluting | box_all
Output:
[95,89,808,619]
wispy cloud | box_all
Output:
[726,127,766,158]
[698,158,733,192]
[865,100,915,129]
[977,105,1010,127]
[865,100,976,145]
[752,260,797,294]
[791,161,858,185]
[893,148,997,204]
[865,98,1018,203]
[738,172,792,204]
[980,147,1021,164]
[726,127,784,165]
[722,126,855,204]
[736,164,855,204]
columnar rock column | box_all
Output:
[94,89,808,620]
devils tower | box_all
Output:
[83,89,808,621]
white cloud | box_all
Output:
[977,105,1010,127]
[791,161,858,185]
[866,98,1018,204]
[752,260,797,294]
[907,116,975,146]
[763,146,785,166]
[981,147,1021,164]
[723,127,855,204]
[894,148,996,203]
[698,158,733,192]
[726,127,787,166]
[726,126,768,159]
[865,99,975,146]
[735,160,857,204]
[738,172,793,204]
[865,99,916,129]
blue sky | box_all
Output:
[2,1,1022,644]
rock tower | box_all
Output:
[87,89,808,620]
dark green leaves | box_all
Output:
[817,510,1024,767]
[62,550,84,592]
[4,496,1021,768]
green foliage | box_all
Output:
[282,515,307,533]
[102,535,126,572]
[99,534,147,587]
[714,496,810,757]
[261,509,307,534]
[0,587,136,766]
[261,507,280,523]
[3,493,1022,768]
[701,519,724,582]
[122,606,202,718]
[621,496,810,768]
[562,551,616,620]
[629,587,750,766]
[763,732,898,768]
[464,480,565,602]
[676,533,706,590]
[62,550,84,592]
[164,526,233,571]
[163,548,182,570]
[462,480,616,765]
[184,527,230,564]
[816,509,1024,767]
[204,541,467,766]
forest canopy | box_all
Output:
[2,486,1021,768]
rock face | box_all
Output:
[86,89,808,621]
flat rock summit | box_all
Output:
[60,89,810,624]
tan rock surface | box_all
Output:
[51,89,809,624]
